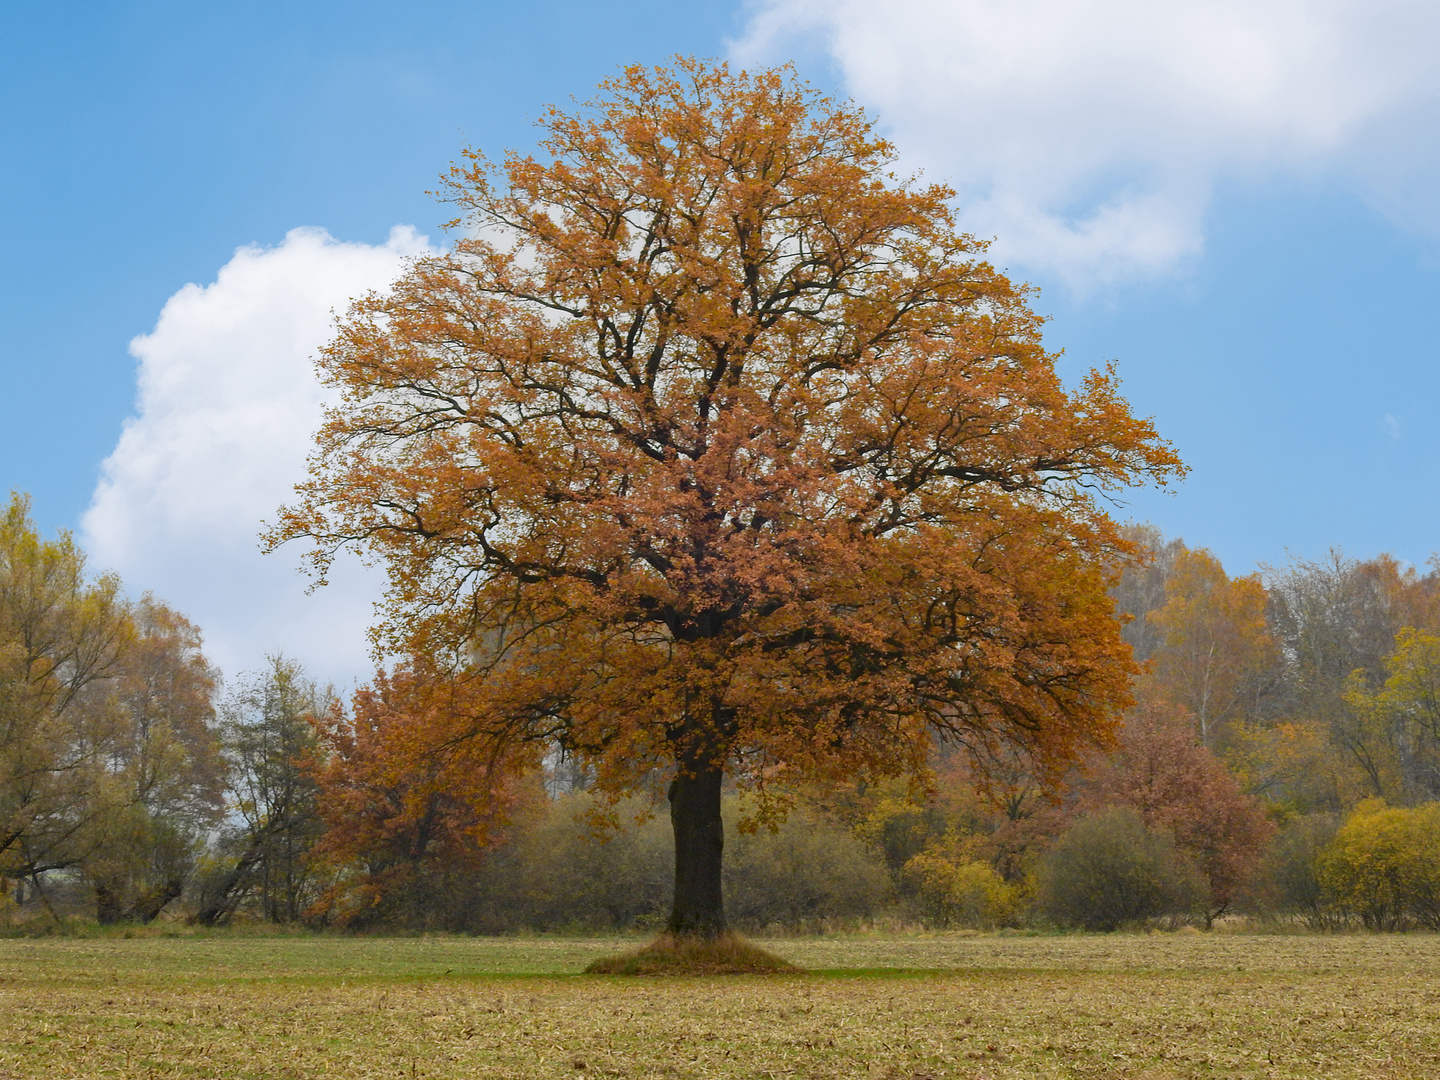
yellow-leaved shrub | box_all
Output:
[1317,799,1440,930]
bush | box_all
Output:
[307,788,895,934]
[1247,813,1341,928]
[472,793,673,932]
[1317,800,1440,931]
[465,793,890,933]
[853,795,953,874]
[1092,704,1275,921]
[901,845,1023,929]
[724,802,890,931]
[1037,807,1206,931]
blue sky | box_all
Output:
[4,1,1438,686]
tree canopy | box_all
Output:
[270,58,1182,937]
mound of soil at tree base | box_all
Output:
[584,933,801,975]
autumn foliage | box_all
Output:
[1317,800,1440,930]
[307,664,521,928]
[269,58,1181,937]
[15,62,1439,939]
[1088,702,1274,920]
[1146,548,1276,749]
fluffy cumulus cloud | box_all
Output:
[83,226,435,688]
[733,0,1440,286]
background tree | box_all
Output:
[270,59,1181,940]
[1145,548,1277,750]
[1036,806,1205,931]
[1249,812,1342,929]
[307,662,516,929]
[1088,702,1274,923]
[1221,717,1336,814]
[1110,523,1187,665]
[900,833,1024,929]
[470,791,674,933]
[0,494,131,910]
[1317,799,1440,930]
[1266,551,1440,803]
[86,597,223,924]
[194,656,328,926]
[1344,628,1440,803]
[723,799,890,931]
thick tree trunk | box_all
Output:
[667,756,726,939]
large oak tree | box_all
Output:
[271,60,1182,938]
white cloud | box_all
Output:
[733,0,1440,286]
[83,226,436,689]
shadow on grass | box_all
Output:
[584,932,802,975]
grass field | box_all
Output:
[1,931,1437,1079]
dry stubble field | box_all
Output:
[0,932,1436,1080]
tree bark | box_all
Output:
[667,755,726,939]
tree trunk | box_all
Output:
[130,877,185,924]
[95,880,124,926]
[191,833,267,927]
[667,756,726,939]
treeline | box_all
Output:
[6,492,1440,932]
